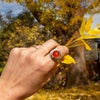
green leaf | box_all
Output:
[85,16,93,32]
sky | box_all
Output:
[84,14,100,29]
[0,1,100,29]
[0,1,24,16]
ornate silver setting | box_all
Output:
[50,49,61,61]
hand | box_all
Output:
[0,39,69,100]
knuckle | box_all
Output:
[49,39,58,45]
[39,61,46,67]
[19,51,25,57]
[60,46,69,54]
[64,46,69,53]
[62,46,69,51]
[37,59,46,70]
[26,54,33,61]
[25,53,36,63]
[37,61,48,73]
[38,67,47,74]
[49,39,54,42]
[10,47,19,55]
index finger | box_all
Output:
[36,39,59,56]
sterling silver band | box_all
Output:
[32,46,38,49]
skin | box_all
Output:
[0,39,69,100]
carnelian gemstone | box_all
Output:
[52,51,60,58]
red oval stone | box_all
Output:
[52,51,60,58]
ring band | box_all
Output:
[32,46,38,49]
[50,49,61,61]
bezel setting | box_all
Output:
[50,49,61,61]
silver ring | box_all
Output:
[32,46,38,49]
[50,49,61,61]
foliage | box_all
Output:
[61,16,100,65]
[25,82,100,100]
[2,0,100,38]
[0,11,47,73]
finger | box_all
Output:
[41,77,51,87]
[30,45,41,49]
[44,46,69,71]
[35,45,41,48]
[41,66,58,87]
[24,45,41,55]
[36,39,59,56]
[41,70,54,87]
[53,65,59,73]
[46,45,69,60]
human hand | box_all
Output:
[0,39,69,100]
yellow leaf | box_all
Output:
[85,16,93,32]
[74,35,100,41]
[65,32,77,46]
[80,18,85,36]
[81,40,91,51]
[97,24,100,27]
[57,63,60,67]
[88,27,100,35]
[68,43,83,48]
[61,55,76,64]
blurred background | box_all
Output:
[0,0,100,99]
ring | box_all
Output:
[50,49,61,61]
[32,46,38,49]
